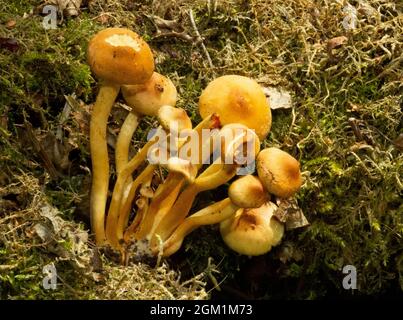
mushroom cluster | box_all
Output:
[86,28,303,262]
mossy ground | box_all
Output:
[0,0,402,299]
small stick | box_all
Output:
[189,9,213,69]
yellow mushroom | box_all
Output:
[116,72,177,179]
[87,27,154,245]
[256,147,302,199]
[198,75,271,140]
[150,124,261,247]
[130,114,221,242]
[220,201,284,256]
[161,175,269,257]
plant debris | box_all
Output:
[0,173,208,299]
[263,87,292,110]
[44,0,83,17]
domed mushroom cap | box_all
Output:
[88,28,154,85]
[228,175,269,208]
[198,75,271,140]
[220,202,284,256]
[122,72,177,116]
[256,147,302,198]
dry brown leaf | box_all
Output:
[5,20,16,29]
[96,14,109,25]
[274,198,310,230]
[327,36,348,51]
[262,87,292,110]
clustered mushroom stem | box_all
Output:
[160,174,270,257]
[120,133,187,241]
[115,111,140,205]
[137,114,220,242]
[150,162,237,246]
[116,164,155,242]
[161,198,238,257]
[150,124,260,247]
[90,82,120,245]
[134,172,184,240]
[123,194,149,243]
[115,112,140,175]
[121,195,150,265]
[105,135,159,248]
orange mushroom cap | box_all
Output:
[88,28,154,85]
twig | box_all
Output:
[154,31,194,42]
[189,9,213,69]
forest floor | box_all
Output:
[0,0,402,299]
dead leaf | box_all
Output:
[22,121,60,180]
[34,223,53,242]
[40,205,65,233]
[262,87,292,110]
[96,14,109,25]
[90,247,103,273]
[5,20,16,29]
[147,15,195,42]
[274,198,310,230]
[39,131,72,171]
[327,36,348,51]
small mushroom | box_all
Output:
[256,147,302,199]
[116,74,178,206]
[220,201,284,256]
[121,72,177,118]
[198,75,272,140]
[87,27,154,245]
[160,174,269,257]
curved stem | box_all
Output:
[116,164,155,242]
[134,172,184,240]
[143,115,221,243]
[115,112,140,174]
[151,163,237,245]
[151,184,199,244]
[123,196,149,243]
[161,199,238,257]
[115,111,140,209]
[105,137,157,248]
[90,83,120,245]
